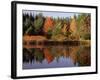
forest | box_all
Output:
[23,12,91,41]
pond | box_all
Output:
[23,45,91,69]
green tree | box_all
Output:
[34,13,44,32]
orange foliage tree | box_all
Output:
[43,17,54,34]
[43,48,54,63]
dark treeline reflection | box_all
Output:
[23,45,90,69]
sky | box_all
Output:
[23,10,80,18]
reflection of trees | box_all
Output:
[77,47,91,66]
[34,49,44,63]
[43,48,54,63]
[23,48,44,63]
[23,48,35,63]
[23,46,90,66]
[68,46,79,65]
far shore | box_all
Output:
[23,39,90,47]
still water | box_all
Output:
[23,45,91,69]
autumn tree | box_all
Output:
[43,17,54,33]
[77,13,91,40]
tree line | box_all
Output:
[23,12,91,40]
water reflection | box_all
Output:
[23,45,91,69]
